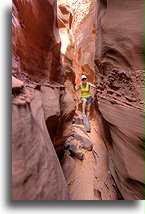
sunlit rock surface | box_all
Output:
[71,0,97,85]
[57,0,75,97]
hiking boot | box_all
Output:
[82,113,87,118]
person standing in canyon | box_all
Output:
[75,75,96,119]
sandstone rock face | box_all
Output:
[95,0,144,199]
[71,0,97,85]
[12,0,143,200]
[12,0,62,83]
[57,0,75,95]
[12,0,75,200]
[58,0,98,120]
[40,84,75,156]
[58,0,97,87]
[12,76,24,91]
[53,90,76,154]
[12,90,68,200]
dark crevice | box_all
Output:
[45,115,59,142]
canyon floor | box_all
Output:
[61,108,121,200]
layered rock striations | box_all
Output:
[57,0,75,96]
[71,0,97,85]
[57,0,97,120]
[58,0,97,88]
[12,0,75,200]
[94,0,144,199]
[12,90,68,200]
[12,0,144,200]
[12,0,62,83]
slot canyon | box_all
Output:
[12,0,144,200]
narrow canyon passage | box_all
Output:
[57,0,143,200]
[57,0,119,199]
[61,106,120,200]
[12,0,143,200]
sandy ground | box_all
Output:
[61,111,119,200]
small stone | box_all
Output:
[65,136,75,148]
[69,144,84,160]
[73,116,83,125]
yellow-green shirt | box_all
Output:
[80,82,91,98]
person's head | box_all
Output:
[81,75,87,83]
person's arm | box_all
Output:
[88,82,96,89]
[75,83,81,91]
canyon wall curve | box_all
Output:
[94,0,144,200]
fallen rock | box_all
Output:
[73,132,93,151]
[65,136,75,148]
[73,116,84,125]
[69,144,84,160]
[83,117,91,132]
[73,116,91,132]
[73,125,88,136]
[64,137,84,160]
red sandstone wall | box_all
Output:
[12,0,62,83]
[95,0,144,200]
[12,0,76,200]
[71,0,97,85]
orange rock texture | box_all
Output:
[12,0,144,200]
[58,0,144,200]
[71,0,97,85]
[12,0,75,200]
[57,0,75,95]
[58,0,97,86]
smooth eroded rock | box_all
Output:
[94,0,143,200]
[12,90,68,200]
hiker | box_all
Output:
[75,75,96,118]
